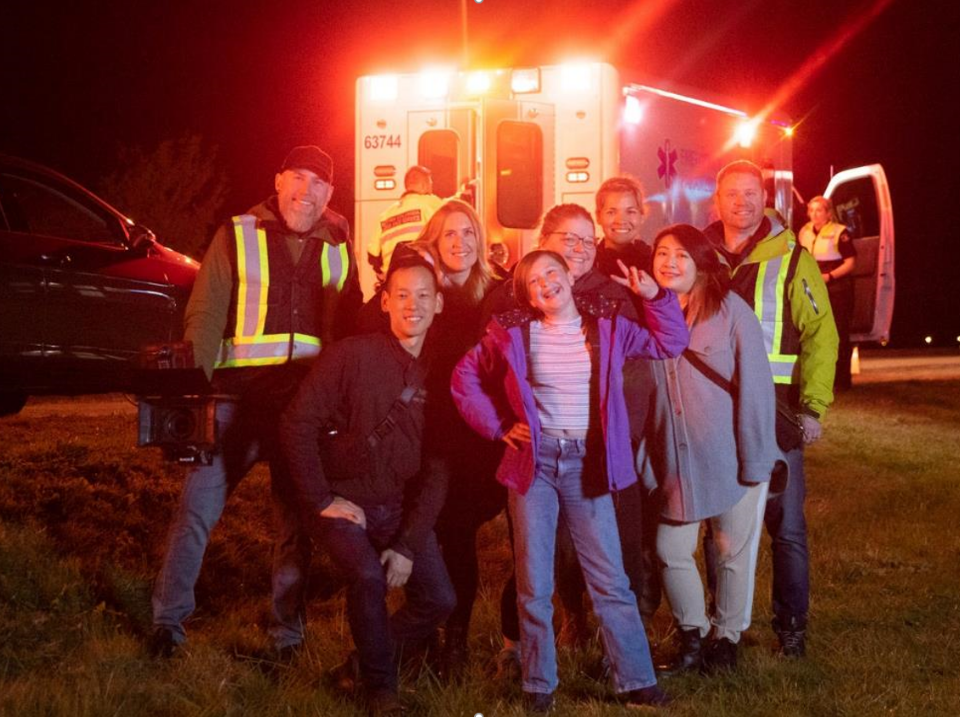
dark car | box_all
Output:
[0,155,199,415]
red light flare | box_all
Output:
[752,0,897,127]
[461,0,681,71]
[595,0,684,61]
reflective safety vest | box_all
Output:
[369,193,442,271]
[730,240,804,386]
[214,214,350,369]
[798,221,846,262]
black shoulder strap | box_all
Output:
[685,347,802,435]
[683,349,735,393]
[367,382,425,449]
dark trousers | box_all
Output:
[829,278,854,390]
[765,447,809,625]
[315,502,455,693]
[435,477,505,626]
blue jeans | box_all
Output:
[315,502,455,693]
[509,436,658,695]
[765,446,809,625]
[152,399,310,648]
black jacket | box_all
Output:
[279,331,445,558]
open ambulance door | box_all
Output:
[824,164,894,345]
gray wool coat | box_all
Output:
[637,292,781,523]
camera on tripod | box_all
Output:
[136,342,218,464]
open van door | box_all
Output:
[824,164,894,344]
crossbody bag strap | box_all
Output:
[684,348,801,433]
[367,382,425,449]
[683,349,734,392]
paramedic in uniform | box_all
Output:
[703,160,837,658]
[798,195,856,391]
[367,165,442,283]
[149,145,361,658]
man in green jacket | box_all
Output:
[704,160,838,659]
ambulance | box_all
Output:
[355,61,893,344]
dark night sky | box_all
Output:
[2,0,958,346]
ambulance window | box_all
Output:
[830,177,879,239]
[418,131,460,199]
[497,121,543,229]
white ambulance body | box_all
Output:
[355,61,893,343]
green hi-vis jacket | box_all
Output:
[707,215,839,419]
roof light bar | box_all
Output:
[560,63,592,92]
[466,71,492,94]
[626,84,747,118]
[511,67,541,94]
[419,69,451,99]
[624,95,643,125]
[368,75,398,102]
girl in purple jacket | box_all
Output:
[451,249,688,711]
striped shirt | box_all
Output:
[529,316,591,431]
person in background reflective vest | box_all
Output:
[368,165,442,283]
[703,160,838,659]
[798,195,856,391]
[149,145,362,659]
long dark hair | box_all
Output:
[653,224,729,327]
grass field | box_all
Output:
[1,380,959,716]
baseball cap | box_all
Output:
[280,145,333,184]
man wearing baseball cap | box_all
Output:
[150,145,361,659]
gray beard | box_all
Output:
[281,209,319,234]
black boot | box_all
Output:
[701,636,738,674]
[773,615,807,658]
[440,625,469,681]
[657,627,702,675]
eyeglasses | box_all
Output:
[548,232,597,249]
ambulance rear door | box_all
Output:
[412,107,478,202]
[824,164,895,344]
[483,98,554,268]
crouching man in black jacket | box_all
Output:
[280,254,454,716]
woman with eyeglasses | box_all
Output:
[452,244,688,711]
[481,204,630,324]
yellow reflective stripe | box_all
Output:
[255,228,269,336]
[754,260,768,351]
[751,249,801,383]
[320,245,331,287]
[218,355,288,368]
[234,222,248,338]
[770,355,798,384]
[336,243,348,292]
[294,333,321,346]
[215,333,322,368]
[232,217,270,338]
[770,251,791,362]
[320,242,349,292]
